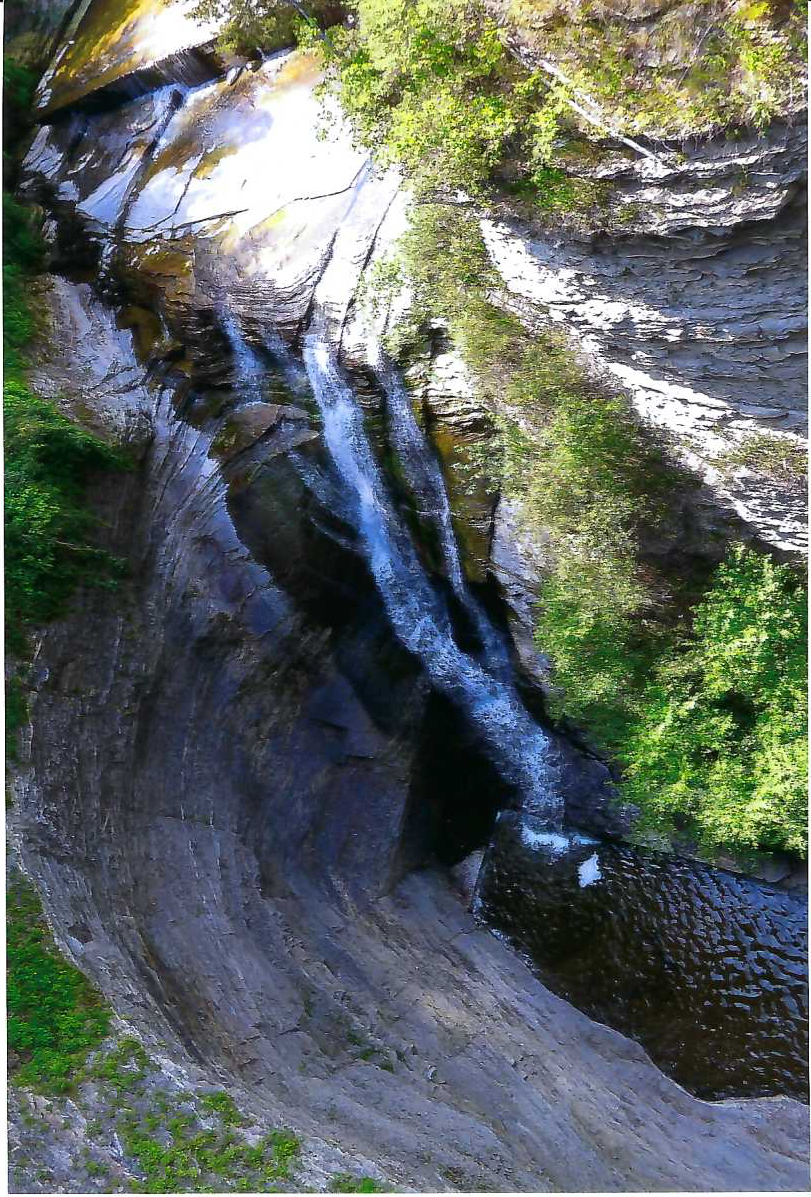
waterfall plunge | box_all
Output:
[302,334,561,826]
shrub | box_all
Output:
[4,379,127,651]
[621,548,807,856]
[192,0,345,57]
[329,1174,385,1193]
[7,874,111,1093]
[718,432,807,486]
[4,184,128,662]
[311,0,581,203]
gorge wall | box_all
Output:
[7,1,810,1191]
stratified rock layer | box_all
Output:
[9,272,809,1192]
[10,5,810,1189]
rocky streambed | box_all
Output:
[7,2,810,1190]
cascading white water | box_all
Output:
[215,311,559,821]
[220,310,267,401]
[302,333,561,824]
[372,347,513,679]
[371,351,466,594]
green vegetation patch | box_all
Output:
[509,0,808,136]
[120,1105,302,1193]
[717,431,808,486]
[5,375,129,649]
[3,58,41,181]
[193,0,345,58]
[7,872,111,1094]
[307,0,604,208]
[10,1021,318,1193]
[328,1173,385,1193]
[621,547,807,857]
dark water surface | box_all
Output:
[476,813,808,1101]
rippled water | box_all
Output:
[476,813,809,1100]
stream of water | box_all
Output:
[302,333,560,824]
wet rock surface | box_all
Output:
[476,813,809,1102]
[34,0,224,119]
[23,26,808,555]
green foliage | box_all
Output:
[621,548,807,856]
[6,672,28,761]
[533,563,665,752]
[3,57,40,180]
[3,58,39,120]
[5,380,128,649]
[717,432,807,486]
[198,1090,246,1125]
[11,1027,317,1193]
[3,195,45,372]
[509,0,806,136]
[314,0,581,203]
[192,0,344,57]
[7,873,111,1093]
[315,0,802,199]
[90,1036,151,1091]
[328,1173,385,1193]
[4,194,45,278]
[120,1100,302,1193]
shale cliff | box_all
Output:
[6,0,810,1191]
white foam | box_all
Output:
[519,826,571,855]
[578,853,602,888]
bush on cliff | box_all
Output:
[620,548,807,856]
[7,873,111,1093]
[192,0,345,57]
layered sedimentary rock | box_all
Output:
[33,0,225,118]
[10,271,809,1192]
[9,4,810,1190]
[482,125,808,552]
[27,17,809,571]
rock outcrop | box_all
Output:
[481,121,808,553]
[8,4,810,1190]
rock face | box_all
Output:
[482,121,808,554]
[33,0,225,119]
[10,5,810,1190]
[13,260,808,1196]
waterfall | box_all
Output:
[217,310,560,823]
[372,348,513,679]
[372,351,466,594]
[221,311,267,401]
[302,334,561,825]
